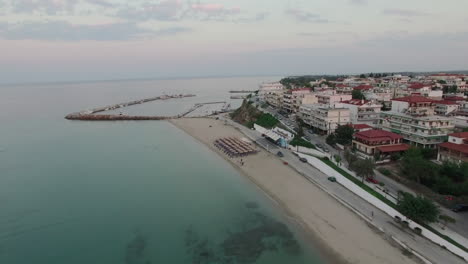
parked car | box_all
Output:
[366,178,379,184]
[316,144,323,149]
[277,151,284,157]
[299,157,307,163]
[327,177,337,182]
[323,148,330,153]
[452,204,468,212]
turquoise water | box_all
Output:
[0,77,324,263]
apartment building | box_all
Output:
[264,89,284,108]
[339,99,382,125]
[438,132,468,163]
[282,88,315,113]
[434,101,460,116]
[299,104,350,134]
[316,91,352,107]
[258,82,284,100]
[379,95,454,148]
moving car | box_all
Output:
[327,177,337,182]
[277,151,284,157]
[299,157,307,163]
[452,204,468,212]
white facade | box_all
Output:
[338,100,382,125]
[299,104,351,134]
[316,91,352,107]
[259,82,284,100]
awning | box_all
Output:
[377,144,410,153]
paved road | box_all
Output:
[222,115,467,264]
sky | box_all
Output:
[0,0,467,83]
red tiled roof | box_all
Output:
[408,83,427,89]
[435,100,458,105]
[449,132,468,139]
[439,142,468,154]
[392,95,435,103]
[444,96,465,101]
[377,144,410,153]
[353,85,373,90]
[351,124,373,129]
[354,129,403,142]
[342,99,369,106]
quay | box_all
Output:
[65,95,232,121]
[230,96,246,99]
[229,90,257,93]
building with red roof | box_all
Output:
[434,100,460,116]
[353,129,409,158]
[438,132,468,163]
[391,95,436,116]
[350,123,373,132]
[353,85,373,91]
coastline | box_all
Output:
[169,117,420,264]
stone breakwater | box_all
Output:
[64,94,196,121]
[65,114,173,121]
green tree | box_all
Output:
[359,74,366,78]
[401,148,438,184]
[397,192,440,224]
[439,215,456,229]
[352,89,366,100]
[335,125,355,145]
[334,155,341,165]
[326,134,336,146]
[344,149,358,165]
[352,158,376,182]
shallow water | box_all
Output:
[0,77,324,263]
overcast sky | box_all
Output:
[0,0,467,83]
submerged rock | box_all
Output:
[185,212,301,264]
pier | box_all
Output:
[229,90,257,93]
[65,95,231,121]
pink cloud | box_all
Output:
[191,3,240,15]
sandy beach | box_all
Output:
[170,117,420,264]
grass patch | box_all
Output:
[320,158,397,210]
[320,158,468,253]
[290,137,316,149]
[255,113,279,129]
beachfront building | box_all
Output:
[438,132,468,163]
[264,89,284,108]
[338,99,382,125]
[299,104,350,135]
[434,101,460,116]
[254,124,294,148]
[352,129,409,159]
[316,91,352,107]
[258,82,284,100]
[282,88,315,113]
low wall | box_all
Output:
[296,152,468,262]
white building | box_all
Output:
[299,104,350,135]
[434,101,460,116]
[282,88,315,113]
[258,82,284,100]
[316,90,352,107]
[338,99,382,125]
[379,95,454,148]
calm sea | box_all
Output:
[0,77,324,264]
